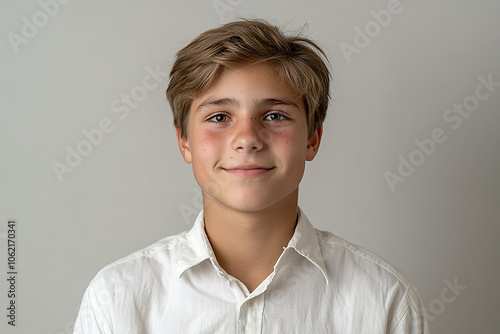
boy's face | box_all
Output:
[177,63,322,213]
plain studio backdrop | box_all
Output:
[1,0,499,333]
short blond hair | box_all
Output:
[166,19,331,138]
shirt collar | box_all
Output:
[175,210,217,277]
[285,207,329,284]
[175,207,329,284]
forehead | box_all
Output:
[191,63,304,111]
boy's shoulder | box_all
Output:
[89,229,190,287]
[88,211,211,289]
[314,225,416,292]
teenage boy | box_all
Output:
[74,19,429,333]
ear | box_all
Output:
[176,127,192,164]
[306,124,322,161]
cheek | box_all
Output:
[192,130,225,162]
[272,128,308,158]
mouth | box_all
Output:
[222,165,275,177]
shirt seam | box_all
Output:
[390,306,410,333]
[89,281,113,333]
[389,284,426,333]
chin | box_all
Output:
[226,198,274,213]
[225,190,297,213]
[202,182,299,213]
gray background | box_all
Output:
[1,0,499,333]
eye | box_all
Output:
[264,112,289,122]
[207,114,230,123]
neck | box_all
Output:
[203,190,298,292]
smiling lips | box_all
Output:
[222,165,274,177]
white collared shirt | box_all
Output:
[74,209,429,333]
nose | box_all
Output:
[231,117,265,152]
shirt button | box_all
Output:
[247,299,255,307]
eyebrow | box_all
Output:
[195,97,300,113]
[195,98,240,113]
[255,98,300,110]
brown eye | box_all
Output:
[265,113,288,122]
[208,114,230,123]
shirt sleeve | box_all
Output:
[73,282,112,334]
[390,284,431,334]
